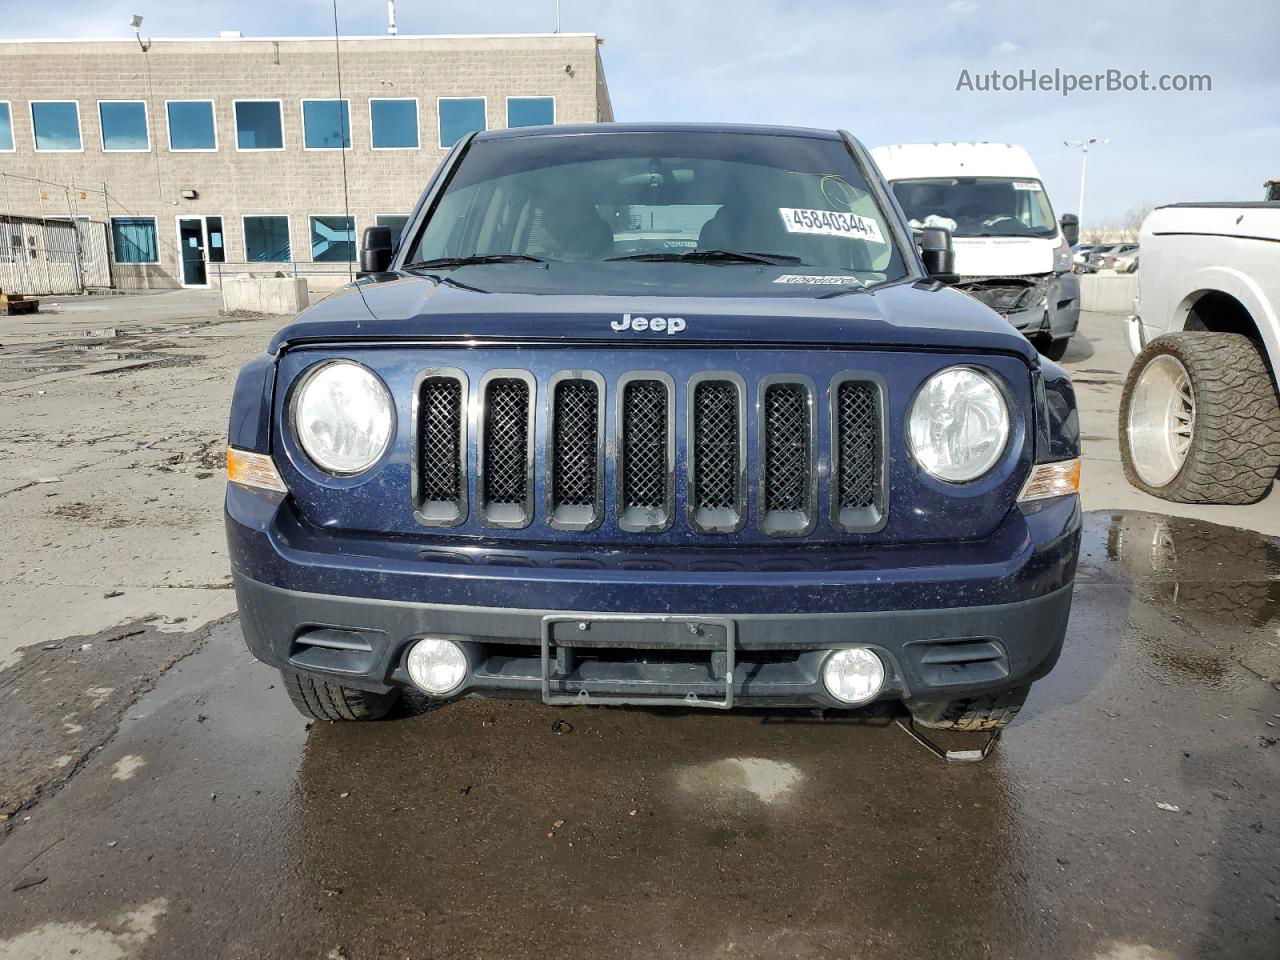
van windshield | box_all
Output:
[890,177,1058,239]
[406,131,908,296]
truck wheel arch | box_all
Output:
[1171,268,1279,384]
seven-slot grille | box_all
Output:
[416,371,884,533]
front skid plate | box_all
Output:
[540,614,737,709]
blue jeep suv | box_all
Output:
[226,123,1081,734]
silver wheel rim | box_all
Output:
[1127,354,1195,487]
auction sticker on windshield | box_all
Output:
[779,208,885,244]
[773,274,863,285]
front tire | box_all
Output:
[1120,332,1280,504]
[909,685,1029,732]
[281,668,401,721]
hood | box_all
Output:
[269,274,1036,360]
[953,236,1057,278]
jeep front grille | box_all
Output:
[833,378,884,530]
[760,379,816,536]
[414,372,467,526]
[548,373,604,530]
[414,368,884,536]
[615,374,674,532]
[689,375,745,532]
[478,372,535,527]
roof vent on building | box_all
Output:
[219,30,242,38]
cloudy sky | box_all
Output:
[3,0,1274,225]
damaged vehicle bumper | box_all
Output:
[958,272,1080,343]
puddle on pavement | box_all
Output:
[1079,511,1280,629]
[0,325,183,383]
[1077,511,1280,690]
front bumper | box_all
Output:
[227,484,1081,710]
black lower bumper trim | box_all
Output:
[234,573,1074,710]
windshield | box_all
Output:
[890,176,1059,239]
[406,132,908,295]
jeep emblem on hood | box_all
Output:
[611,313,687,335]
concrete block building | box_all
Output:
[0,32,613,290]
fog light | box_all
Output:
[822,648,885,705]
[406,637,467,696]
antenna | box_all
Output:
[555,0,561,32]
[331,0,354,283]
[387,0,397,35]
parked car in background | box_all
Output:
[226,123,1083,737]
[1121,203,1280,503]
[1109,245,1140,273]
[871,141,1080,361]
[1072,243,1099,266]
[1093,243,1139,271]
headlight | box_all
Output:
[908,366,1010,482]
[294,361,394,474]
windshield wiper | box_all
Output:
[817,283,871,299]
[605,249,803,265]
[420,273,489,294]
[402,254,547,270]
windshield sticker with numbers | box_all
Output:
[778,208,886,244]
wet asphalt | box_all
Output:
[0,510,1277,960]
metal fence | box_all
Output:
[0,215,112,296]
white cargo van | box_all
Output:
[871,142,1080,360]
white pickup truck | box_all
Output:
[1121,203,1280,504]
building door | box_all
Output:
[177,218,207,286]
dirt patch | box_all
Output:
[47,501,132,529]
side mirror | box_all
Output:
[918,226,958,284]
[358,226,394,275]
[1059,213,1080,247]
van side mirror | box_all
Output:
[1059,213,1080,247]
[918,226,958,284]
[358,226,394,275]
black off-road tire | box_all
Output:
[909,685,1030,732]
[281,668,400,721]
[1120,332,1280,504]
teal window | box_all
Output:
[310,215,356,262]
[234,101,284,150]
[31,101,82,151]
[302,99,350,149]
[507,97,554,128]
[438,98,485,148]
[244,216,291,262]
[370,99,418,149]
[167,101,216,150]
[376,214,411,252]
[0,103,13,151]
[110,217,159,263]
[99,101,150,151]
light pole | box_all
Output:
[1063,138,1109,232]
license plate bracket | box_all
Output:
[540,614,736,709]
